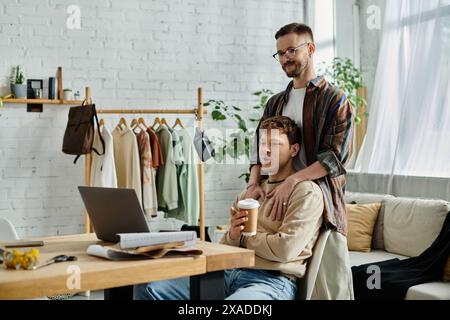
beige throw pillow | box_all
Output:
[346,203,381,253]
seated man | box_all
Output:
[134,116,323,300]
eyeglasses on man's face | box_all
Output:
[272,42,310,62]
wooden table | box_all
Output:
[0,233,254,300]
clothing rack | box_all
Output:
[83,87,207,241]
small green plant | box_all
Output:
[10,65,25,85]
[319,57,367,124]
[204,89,273,182]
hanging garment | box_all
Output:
[193,127,215,161]
[166,125,185,216]
[112,124,142,206]
[90,125,117,188]
[135,129,158,218]
[147,127,164,169]
[167,128,199,225]
[155,124,178,211]
[166,126,184,166]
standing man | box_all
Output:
[246,23,355,299]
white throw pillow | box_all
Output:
[383,198,449,257]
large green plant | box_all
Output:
[204,89,273,182]
[319,57,367,124]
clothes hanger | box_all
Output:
[152,117,161,127]
[130,118,139,129]
[138,117,148,129]
[152,117,161,130]
[118,117,127,129]
[173,117,184,129]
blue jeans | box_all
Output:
[134,268,297,300]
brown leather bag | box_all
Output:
[62,101,104,164]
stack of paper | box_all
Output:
[117,231,197,249]
[87,231,201,261]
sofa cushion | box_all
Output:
[383,198,449,257]
[347,203,381,252]
[405,282,450,300]
[349,250,408,267]
[345,192,395,250]
[345,192,393,204]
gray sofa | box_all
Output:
[345,192,450,300]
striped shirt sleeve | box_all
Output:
[317,94,355,177]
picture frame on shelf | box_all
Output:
[26,79,44,112]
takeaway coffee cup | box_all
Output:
[237,199,260,236]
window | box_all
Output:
[355,0,450,178]
[311,0,336,66]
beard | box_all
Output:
[283,59,309,78]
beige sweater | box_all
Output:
[112,124,142,207]
[221,180,323,278]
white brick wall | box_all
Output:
[0,0,305,238]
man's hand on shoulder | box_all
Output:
[266,175,301,221]
[244,183,265,201]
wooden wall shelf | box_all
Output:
[1,98,82,105]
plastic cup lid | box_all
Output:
[237,198,260,209]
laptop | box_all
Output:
[78,186,149,242]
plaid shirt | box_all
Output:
[254,76,355,236]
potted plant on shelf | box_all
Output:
[10,65,27,99]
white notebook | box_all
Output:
[117,231,197,249]
[86,245,142,260]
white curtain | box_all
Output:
[355,0,450,179]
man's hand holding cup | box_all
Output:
[229,206,248,241]
[229,199,260,241]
